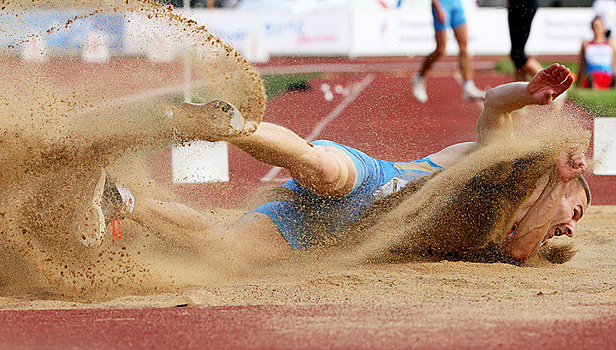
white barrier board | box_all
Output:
[172,141,230,183]
[192,9,350,57]
[593,118,616,175]
[6,7,600,58]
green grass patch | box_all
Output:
[261,73,321,100]
[493,58,516,77]
[568,88,616,117]
[493,57,579,76]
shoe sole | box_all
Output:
[74,170,106,248]
[172,100,246,141]
[411,81,428,103]
[209,100,246,132]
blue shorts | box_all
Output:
[432,0,467,32]
[251,140,443,250]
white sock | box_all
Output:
[117,186,135,214]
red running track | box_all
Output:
[1,303,615,350]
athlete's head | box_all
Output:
[543,176,590,244]
[591,16,606,37]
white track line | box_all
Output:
[260,73,376,183]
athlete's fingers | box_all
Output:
[540,90,554,105]
[561,74,574,91]
[556,67,571,83]
[544,63,560,75]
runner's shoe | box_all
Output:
[411,75,428,103]
[170,100,247,142]
[462,84,486,101]
[74,170,135,248]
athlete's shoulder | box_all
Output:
[393,156,443,174]
[428,142,477,169]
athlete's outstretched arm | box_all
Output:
[475,63,573,145]
[430,64,573,168]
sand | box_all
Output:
[1,205,615,326]
[1,1,615,327]
[0,0,267,301]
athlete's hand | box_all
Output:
[556,152,587,182]
[527,63,574,105]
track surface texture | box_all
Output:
[1,303,616,350]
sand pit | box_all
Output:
[1,205,615,328]
[0,1,615,335]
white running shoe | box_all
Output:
[462,84,486,101]
[74,170,135,248]
[170,100,247,142]
[411,75,428,103]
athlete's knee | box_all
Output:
[433,44,446,56]
[458,45,469,56]
[310,150,345,188]
[292,146,355,196]
[288,148,339,190]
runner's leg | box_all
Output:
[419,30,448,77]
[453,24,472,82]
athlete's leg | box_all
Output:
[508,0,540,81]
[170,102,357,196]
[453,23,472,82]
[518,58,543,81]
[129,195,218,239]
[452,23,485,100]
[413,31,446,103]
[226,122,357,198]
[128,194,291,265]
[419,30,448,77]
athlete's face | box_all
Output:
[592,18,606,37]
[543,181,589,243]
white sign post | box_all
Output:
[172,140,230,183]
[593,118,616,175]
[170,4,230,184]
[21,31,48,62]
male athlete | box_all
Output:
[80,64,589,266]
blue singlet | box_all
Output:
[251,140,444,250]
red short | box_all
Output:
[581,71,615,89]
